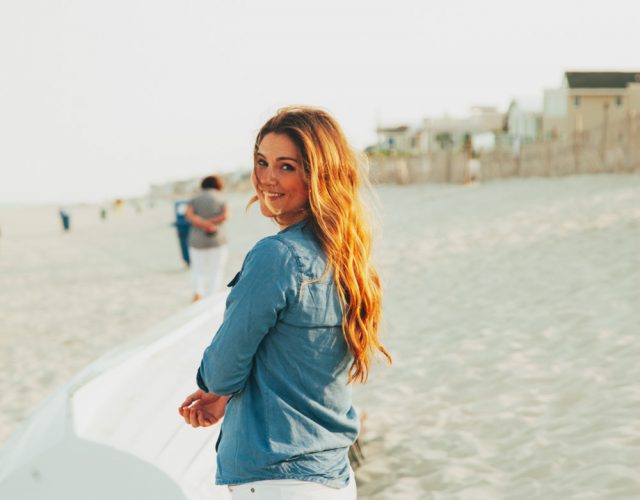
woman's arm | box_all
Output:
[185,205,217,233]
[197,238,297,395]
[208,204,229,225]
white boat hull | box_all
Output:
[0,293,231,500]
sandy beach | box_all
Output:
[1,174,639,499]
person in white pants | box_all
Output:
[189,245,229,298]
[185,175,229,301]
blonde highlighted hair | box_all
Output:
[254,106,391,383]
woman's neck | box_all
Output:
[276,212,308,230]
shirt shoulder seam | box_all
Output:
[255,235,303,302]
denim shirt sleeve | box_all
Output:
[197,237,298,395]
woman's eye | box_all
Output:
[256,159,267,167]
[281,163,295,172]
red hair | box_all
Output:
[254,106,391,383]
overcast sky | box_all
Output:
[1,0,638,204]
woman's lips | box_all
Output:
[264,191,284,199]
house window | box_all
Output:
[616,96,623,107]
[574,96,581,107]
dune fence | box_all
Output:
[367,113,640,184]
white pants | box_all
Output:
[227,471,356,500]
[189,245,228,297]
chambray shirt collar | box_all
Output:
[278,218,309,234]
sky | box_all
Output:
[1,0,638,204]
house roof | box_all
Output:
[424,112,504,133]
[565,71,640,89]
[376,125,409,133]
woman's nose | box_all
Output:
[259,165,277,184]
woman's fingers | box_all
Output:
[180,405,200,427]
[188,409,198,427]
[180,407,191,425]
[179,390,225,428]
[180,390,203,410]
[180,407,219,428]
[197,411,210,428]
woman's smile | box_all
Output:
[253,132,309,228]
[263,191,285,199]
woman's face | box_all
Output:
[253,132,309,228]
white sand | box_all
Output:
[1,174,639,499]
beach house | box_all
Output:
[372,107,505,156]
[373,124,428,155]
[542,71,640,140]
[422,107,505,153]
[505,97,542,146]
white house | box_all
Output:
[505,96,542,146]
[422,107,505,153]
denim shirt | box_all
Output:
[197,220,359,488]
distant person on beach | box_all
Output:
[58,208,71,232]
[179,106,391,499]
[466,151,481,184]
[185,174,229,302]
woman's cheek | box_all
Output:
[252,169,278,217]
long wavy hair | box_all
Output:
[253,106,391,383]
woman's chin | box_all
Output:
[258,202,278,218]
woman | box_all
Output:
[179,106,391,499]
[185,174,229,302]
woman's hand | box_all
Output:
[179,389,229,428]
[204,221,217,234]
